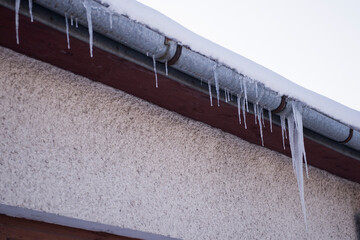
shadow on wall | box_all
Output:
[356,213,360,240]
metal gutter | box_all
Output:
[2,0,360,159]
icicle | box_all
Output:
[241,97,247,129]
[257,105,264,146]
[213,64,220,107]
[65,13,70,49]
[291,102,309,178]
[29,0,33,22]
[237,95,242,125]
[287,101,308,229]
[280,114,286,150]
[253,103,258,125]
[75,18,78,28]
[237,77,244,126]
[253,87,262,125]
[15,0,20,45]
[208,81,213,107]
[288,117,296,172]
[70,15,73,26]
[165,61,168,76]
[152,55,158,88]
[242,77,249,112]
[268,109,273,132]
[83,0,93,57]
[109,12,113,29]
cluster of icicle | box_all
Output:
[212,64,269,145]
[14,0,309,228]
[15,0,165,87]
[83,0,169,87]
[212,65,309,228]
[15,0,80,46]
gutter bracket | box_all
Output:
[167,43,182,66]
[272,95,287,114]
[338,128,353,144]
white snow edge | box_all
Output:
[102,0,360,130]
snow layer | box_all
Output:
[102,0,360,130]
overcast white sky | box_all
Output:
[137,0,360,111]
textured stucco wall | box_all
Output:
[0,46,359,240]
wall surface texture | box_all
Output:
[0,46,359,240]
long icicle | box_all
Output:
[254,83,265,140]
[254,103,258,125]
[213,64,220,107]
[29,0,33,22]
[152,55,158,88]
[15,0,20,45]
[237,76,244,126]
[165,61,168,76]
[208,81,213,107]
[65,13,70,49]
[243,76,249,112]
[280,114,287,149]
[292,102,309,178]
[241,97,247,129]
[287,101,308,229]
[268,108,273,132]
[83,0,93,57]
[257,105,264,146]
[237,94,241,125]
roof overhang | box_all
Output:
[1,1,359,184]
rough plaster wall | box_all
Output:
[0,46,359,240]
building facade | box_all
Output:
[1,46,360,239]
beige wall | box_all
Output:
[0,46,359,240]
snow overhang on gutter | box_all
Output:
[1,0,359,184]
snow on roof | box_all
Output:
[102,0,360,130]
